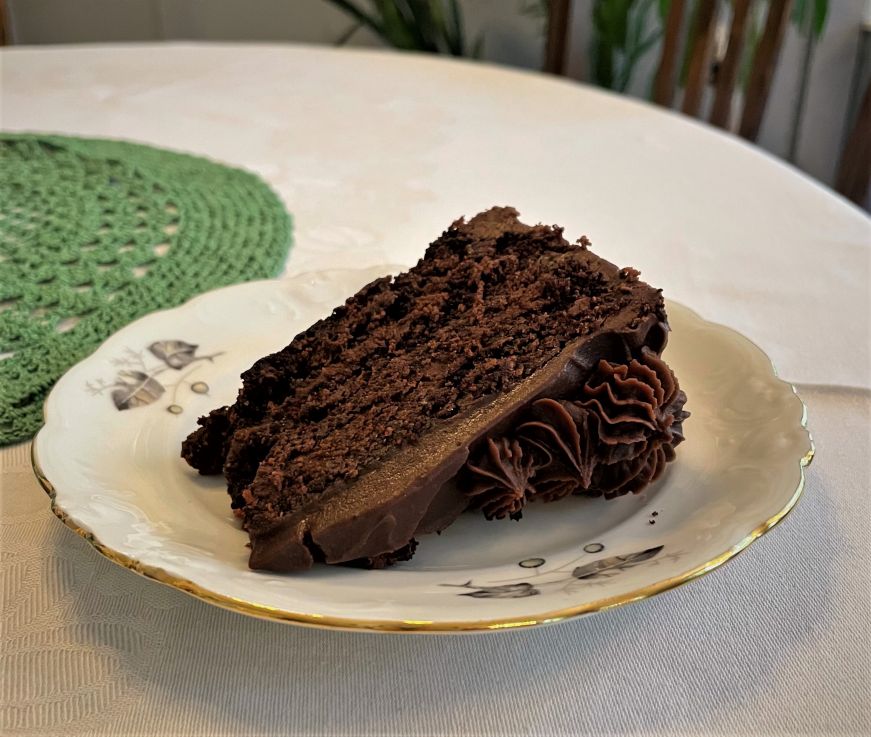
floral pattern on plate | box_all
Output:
[443,544,687,598]
[85,340,222,413]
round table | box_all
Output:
[2,43,869,737]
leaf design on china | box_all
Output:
[148,340,201,369]
[443,581,540,598]
[88,339,222,413]
[442,544,676,598]
[111,370,165,410]
[571,545,664,580]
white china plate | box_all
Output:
[33,266,813,633]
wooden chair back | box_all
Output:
[653,0,791,142]
[835,76,871,205]
[544,0,792,143]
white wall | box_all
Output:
[5,0,380,46]
[4,0,868,191]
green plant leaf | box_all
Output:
[447,0,466,55]
[627,1,644,51]
[791,0,828,39]
[471,33,485,59]
[334,20,363,46]
[519,0,549,23]
[374,0,423,50]
[327,0,385,38]
[812,0,828,38]
[403,1,442,52]
[591,34,615,89]
[658,0,671,20]
[593,0,633,51]
[600,0,663,92]
[677,0,700,88]
[325,0,481,58]
[791,0,807,26]
[739,1,764,91]
[425,0,450,53]
[632,30,663,63]
[592,0,637,88]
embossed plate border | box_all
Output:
[32,272,814,634]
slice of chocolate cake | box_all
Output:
[183,207,688,572]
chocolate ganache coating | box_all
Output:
[465,348,689,519]
[184,207,690,572]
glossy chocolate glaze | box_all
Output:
[183,207,684,573]
[247,313,669,571]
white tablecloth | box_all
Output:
[2,43,870,737]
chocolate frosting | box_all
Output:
[466,438,535,520]
[465,348,688,518]
[210,207,689,572]
[246,312,671,571]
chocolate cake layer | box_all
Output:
[182,207,686,572]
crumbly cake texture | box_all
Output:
[182,207,687,572]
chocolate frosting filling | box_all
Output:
[464,348,689,519]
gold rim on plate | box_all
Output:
[30,286,815,634]
[31,404,813,634]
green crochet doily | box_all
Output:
[0,133,292,445]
